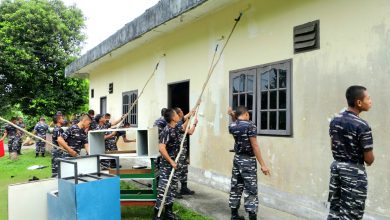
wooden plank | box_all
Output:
[105,150,137,154]
[109,169,152,175]
[121,201,155,206]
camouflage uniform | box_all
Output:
[51,125,64,177]
[34,122,49,154]
[153,117,167,174]
[103,122,117,151]
[176,120,190,186]
[16,122,25,153]
[328,111,373,220]
[228,119,258,213]
[89,118,97,131]
[4,124,19,152]
[61,124,88,158]
[154,125,181,210]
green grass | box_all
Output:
[0,149,52,220]
[0,149,212,220]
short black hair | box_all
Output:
[173,107,182,114]
[123,122,130,127]
[53,115,63,124]
[160,108,167,116]
[88,109,95,115]
[80,114,92,121]
[235,106,248,117]
[346,85,367,107]
[104,113,111,117]
[10,116,17,122]
[163,108,176,123]
[94,114,104,123]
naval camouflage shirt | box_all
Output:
[329,110,373,164]
[159,125,182,159]
[61,124,88,154]
[4,124,18,139]
[34,122,49,139]
[229,119,257,157]
[154,117,167,137]
[52,125,64,146]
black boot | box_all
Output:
[174,191,183,199]
[41,153,45,157]
[36,153,39,158]
[165,203,180,220]
[153,208,162,220]
[249,211,257,220]
[231,208,245,220]
[180,182,195,195]
[17,150,22,155]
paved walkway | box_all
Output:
[176,181,306,220]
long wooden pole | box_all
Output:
[158,12,243,217]
[0,116,66,152]
[113,58,163,129]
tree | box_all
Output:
[0,0,88,117]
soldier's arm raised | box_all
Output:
[0,130,7,141]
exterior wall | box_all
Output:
[88,0,390,218]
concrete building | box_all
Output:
[65,0,390,219]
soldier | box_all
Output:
[51,114,65,177]
[174,107,197,197]
[153,108,182,220]
[227,106,270,220]
[88,109,97,131]
[327,86,374,220]
[154,108,167,138]
[153,108,168,186]
[103,113,119,152]
[33,117,49,157]
[15,117,25,155]
[57,114,91,158]
[0,117,20,156]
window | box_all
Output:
[109,83,114,94]
[122,90,138,127]
[229,60,292,136]
[100,97,107,114]
[230,69,256,123]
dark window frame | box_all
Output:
[229,59,293,136]
[122,90,138,127]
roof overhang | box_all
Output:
[65,0,238,78]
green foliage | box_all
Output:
[0,0,88,117]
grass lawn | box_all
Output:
[0,149,212,220]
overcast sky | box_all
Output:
[62,0,159,54]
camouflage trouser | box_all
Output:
[8,137,19,152]
[51,149,64,177]
[35,141,46,153]
[229,154,258,213]
[105,139,117,151]
[177,146,189,184]
[155,158,179,209]
[327,161,367,220]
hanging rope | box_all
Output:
[158,12,243,217]
[0,116,66,152]
[113,57,164,129]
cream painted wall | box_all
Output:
[87,0,390,217]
